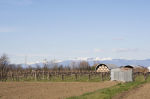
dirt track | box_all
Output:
[0,81,117,99]
[118,83,150,99]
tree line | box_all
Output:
[0,54,99,81]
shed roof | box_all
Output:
[121,65,145,68]
[96,64,118,70]
[120,65,134,69]
[106,64,118,69]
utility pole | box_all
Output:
[25,56,27,67]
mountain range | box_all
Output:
[24,57,150,67]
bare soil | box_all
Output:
[113,83,150,99]
[0,81,117,99]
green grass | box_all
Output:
[67,75,149,99]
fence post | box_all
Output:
[47,72,49,80]
[35,71,37,81]
[62,74,64,80]
[11,72,13,81]
[16,72,19,81]
[42,70,44,80]
[133,72,137,82]
[144,73,148,81]
[88,74,91,80]
[75,73,78,80]
[102,73,104,81]
[49,73,52,80]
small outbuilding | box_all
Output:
[120,65,134,70]
[96,64,118,72]
[148,66,150,72]
[133,66,149,73]
[111,68,133,82]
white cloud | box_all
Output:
[27,61,40,65]
[100,57,112,61]
[113,48,139,53]
[93,57,112,61]
[73,57,90,61]
[93,48,103,53]
[72,57,112,61]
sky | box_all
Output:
[0,0,150,64]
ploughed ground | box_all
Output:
[0,81,117,99]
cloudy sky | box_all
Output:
[0,0,150,64]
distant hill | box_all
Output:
[23,58,150,68]
[57,59,150,67]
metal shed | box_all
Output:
[111,68,133,82]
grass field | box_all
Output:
[66,75,150,99]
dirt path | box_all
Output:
[0,81,117,99]
[114,83,150,99]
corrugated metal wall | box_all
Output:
[111,68,133,82]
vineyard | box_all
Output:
[0,69,150,82]
[0,70,111,82]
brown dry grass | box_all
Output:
[0,81,117,99]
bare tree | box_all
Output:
[0,54,9,81]
[49,60,59,71]
[36,64,41,70]
[79,61,91,71]
[70,61,79,70]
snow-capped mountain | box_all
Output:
[23,57,150,67]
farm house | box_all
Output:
[95,64,118,72]
[111,68,133,82]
